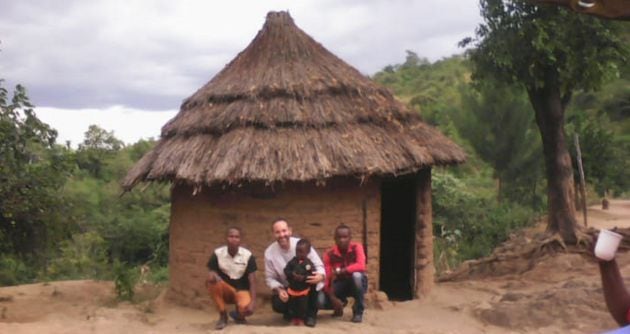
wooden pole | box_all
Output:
[362,198,368,263]
[574,133,588,227]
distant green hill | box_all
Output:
[372,52,471,126]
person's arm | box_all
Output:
[325,284,344,313]
[306,246,325,285]
[265,252,289,302]
[322,253,343,312]
[322,250,333,291]
[206,253,222,284]
[264,249,284,290]
[246,272,257,314]
[243,255,257,315]
[344,243,366,273]
[600,259,630,326]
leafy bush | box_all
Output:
[45,232,109,280]
[148,265,169,284]
[432,170,539,272]
[567,110,630,197]
[0,255,36,286]
[113,260,137,301]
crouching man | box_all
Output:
[319,224,367,323]
[264,219,325,327]
[206,227,257,330]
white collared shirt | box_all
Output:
[214,246,253,280]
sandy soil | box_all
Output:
[1,200,629,334]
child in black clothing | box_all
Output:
[283,238,315,326]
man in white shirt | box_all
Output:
[264,219,325,327]
[206,227,257,330]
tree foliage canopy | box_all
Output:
[456,82,544,203]
[0,82,75,257]
[462,0,627,96]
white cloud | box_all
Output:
[35,106,177,147]
[1,0,482,144]
[1,1,481,107]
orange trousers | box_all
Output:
[207,280,251,313]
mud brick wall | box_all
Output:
[166,178,381,308]
[415,168,434,298]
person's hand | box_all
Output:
[245,300,256,315]
[277,288,289,303]
[330,295,344,315]
[331,267,348,281]
[589,232,598,258]
[306,273,324,285]
[206,272,220,285]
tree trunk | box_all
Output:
[527,70,578,244]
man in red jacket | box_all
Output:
[319,224,367,323]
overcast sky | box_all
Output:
[0,0,482,146]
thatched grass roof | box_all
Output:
[123,11,465,191]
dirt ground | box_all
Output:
[1,200,629,334]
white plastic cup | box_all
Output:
[577,0,596,8]
[595,229,623,261]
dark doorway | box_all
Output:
[379,175,416,300]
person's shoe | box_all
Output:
[229,310,247,324]
[291,318,304,326]
[304,317,317,327]
[351,313,363,323]
[215,314,228,330]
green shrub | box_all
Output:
[46,232,109,280]
[149,265,169,284]
[432,170,538,272]
[113,260,137,301]
[0,255,35,286]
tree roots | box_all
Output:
[437,227,630,282]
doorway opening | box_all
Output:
[379,175,416,300]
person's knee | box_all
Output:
[271,294,287,313]
[351,272,364,287]
[316,291,327,309]
[236,295,250,312]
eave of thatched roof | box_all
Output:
[122,11,466,191]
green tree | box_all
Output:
[567,110,630,196]
[0,82,75,258]
[65,138,170,267]
[455,82,544,205]
[462,0,628,243]
[76,124,124,179]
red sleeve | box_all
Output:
[323,250,333,291]
[345,243,366,273]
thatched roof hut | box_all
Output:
[124,11,465,306]
[123,11,464,191]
